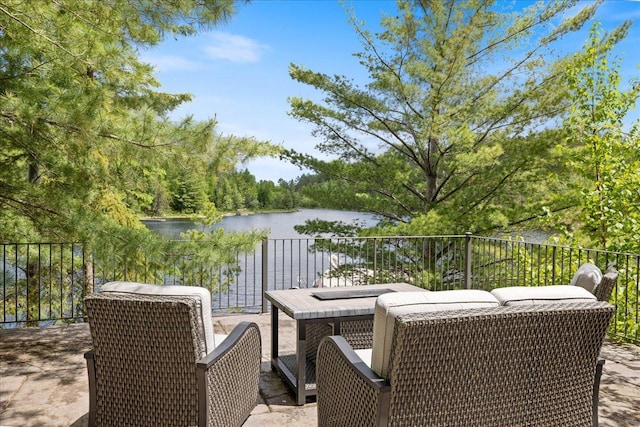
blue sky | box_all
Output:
[142,0,640,182]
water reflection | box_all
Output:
[142,209,379,311]
[143,208,377,239]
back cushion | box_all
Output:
[100,282,215,353]
[372,290,500,378]
[569,263,603,293]
[491,285,597,306]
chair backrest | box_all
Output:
[371,290,500,378]
[85,292,204,426]
[100,281,216,353]
[565,263,618,302]
[385,302,614,426]
[570,263,603,293]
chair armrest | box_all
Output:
[196,321,261,427]
[316,335,391,427]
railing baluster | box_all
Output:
[0,236,638,344]
[465,233,472,290]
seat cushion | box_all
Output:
[354,348,373,368]
[371,290,500,378]
[100,281,216,353]
[569,263,603,293]
[491,285,597,306]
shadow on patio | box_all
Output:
[1,313,639,427]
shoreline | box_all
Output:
[139,208,299,222]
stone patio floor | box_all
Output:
[1,313,639,427]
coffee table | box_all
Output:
[264,282,424,404]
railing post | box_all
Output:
[465,232,472,289]
[261,237,269,313]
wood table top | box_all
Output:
[265,283,425,320]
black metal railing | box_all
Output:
[1,242,88,327]
[1,235,638,344]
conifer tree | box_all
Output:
[0,0,274,242]
[286,0,631,235]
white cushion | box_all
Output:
[100,281,216,353]
[491,285,597,306]
[215,334,229,346]
[354,348,373,368]
[371,290,500,378]
[569,263,602,293]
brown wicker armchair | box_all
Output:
[316,301,613,427]
[594,269,618,302]
[84,285,261,427]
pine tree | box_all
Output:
[285,0,630,235]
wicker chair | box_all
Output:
[569,263,619,303]
[316,302,613,427]
[594,269,618,302]
[84,286,261,427]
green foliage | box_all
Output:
[1,201,266,325]
[0,0,277,243]
[0,0,286,312]
[1,243,89,326]
[91,219,266,294]
[301,237,439,289]
[470,234,639,344]
[148,181,171,217]
[563,22,640,253]
[171,171,208,214]
[612,272,639,342]
[253,179,301,211]
[175,229,266,293]
[257,180,277,208]
[294,218,367,237]
[212,172,252,211]
[284,0,628,237]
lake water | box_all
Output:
[143,209,553,242]
[142,209,553,312]
[143,208,378,239]
[142,209,380,310]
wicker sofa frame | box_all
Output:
[309,269,618,358]
[316,301,614,427]
[84,292,261,427]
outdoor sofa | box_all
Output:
[308,263,618,357]
[316,286,614,426]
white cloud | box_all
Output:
[202,31,269,63]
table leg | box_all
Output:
[296,319,307,405]
[270,305,279,372]
[333,319,341,336]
